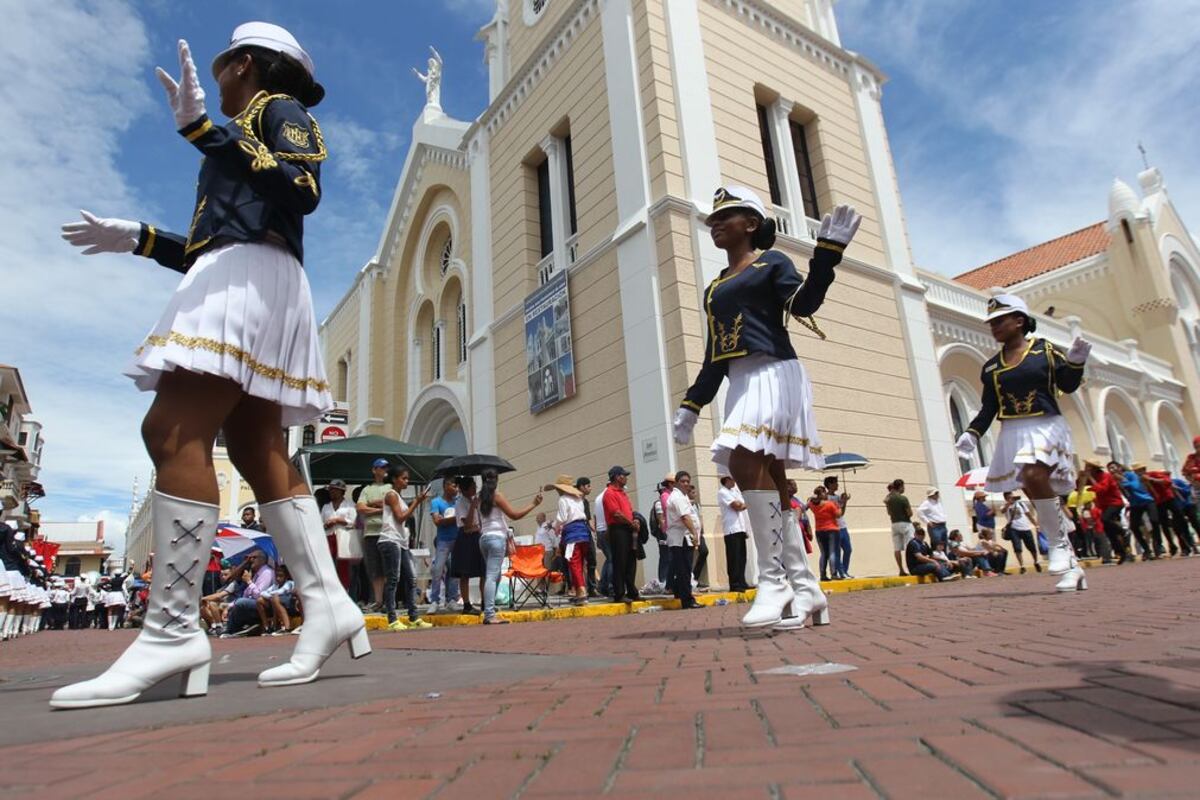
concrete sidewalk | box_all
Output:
[6,557,1200,799]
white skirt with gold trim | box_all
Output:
[712,353,823,471]
[124,241,332,426]
[985,415,1076,496]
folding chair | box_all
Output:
[504,545,562,609]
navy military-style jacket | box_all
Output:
[680,241,844,413]
[966,337,1084,438]
[134,91,326,272]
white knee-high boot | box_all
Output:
[1032,496,1086,591]
[256,496,370,687]
[50,492,217,709]
[774,511,830,630]
[741,490,793,627]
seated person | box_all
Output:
[201,564,244,635]
[947,529,998,577]
[256,565,297,635]
[932,540,974,579]
[221,550,275,638]
[972,528,1010,575]
[905,527,958,582]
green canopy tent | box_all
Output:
[292,434,454,487]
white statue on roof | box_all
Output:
[412,46,443,111]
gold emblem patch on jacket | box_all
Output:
[281,121,312,149]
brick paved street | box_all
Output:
[6,559,1200,799]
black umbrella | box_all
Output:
[822,452,870,472]
[433,453,517,478]
[822,452,870,491]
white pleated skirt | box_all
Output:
[7,570,25,592]
[0,569,9,596]
[124,241,332,427]
[985,415,1076,496]
[712,353,824,471]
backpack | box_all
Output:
[648,501,666,542]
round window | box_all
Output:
[525,0,549,25]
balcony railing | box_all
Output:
[537,252,555,286]
[921,270,1179,384]
[566,232,580,266]
[770,205,792,237]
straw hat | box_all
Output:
[544,474,582,497]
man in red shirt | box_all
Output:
[1084,461,1129,563]
[1183,437,1200,484]
[602,466,640,603]
[1144,467,1193,556]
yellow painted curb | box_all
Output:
[362,556,1117,631]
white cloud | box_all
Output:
[320,114,406,196]
[0,2,163,523]
[441,0,497,22]
[838,0,1200,275]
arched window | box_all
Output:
[1106,416,1133,467]
[946,384,988,473]
[457,301,468,364]
[65,556,82,577]
[1161,429,1182,476]
[440,236,453,277]
[432,322,443,382]
[302,425,316,446]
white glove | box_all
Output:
[1066,337,1092,365]
[155,39,207,130]
[817,204,863,247]
[60,210,139,255]
[955,432,977,458]
[673,408,699,445]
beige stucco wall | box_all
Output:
[378,166,473,435]
[488,14,615,319]
[319,289,360,411]
[506,1,582,86]
[697,0,886,265]
[491,249,633,532]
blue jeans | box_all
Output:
[378,540,417,623]
[480,534,507,620]
[227,597,260,634]
[836,527,851,576]
[927,523,948,550]
[909,561,950,581]
[429,538,460,603]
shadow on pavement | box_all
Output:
[997,659,1200,756]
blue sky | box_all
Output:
[6,0,1200,552]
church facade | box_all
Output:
[319,0,1200,579]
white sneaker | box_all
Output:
[426,603,439,615]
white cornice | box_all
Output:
[319,260,381,332]
[478,0,600,137]
[377,143,468,272]
[705,0,887,85]
[1006,252,1110,301]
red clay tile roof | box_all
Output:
[955,222,1110,289]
